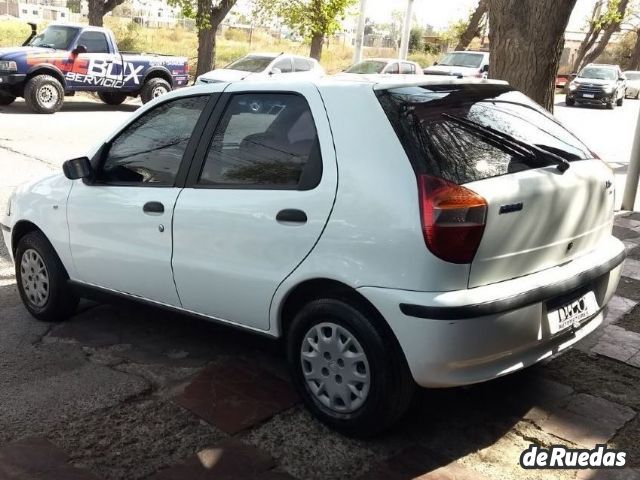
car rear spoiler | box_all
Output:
[22,22,37,46]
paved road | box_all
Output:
[1,93,640,480]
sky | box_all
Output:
[364,0,598,31]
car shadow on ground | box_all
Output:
[0,101,139,115]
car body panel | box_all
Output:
[424,51,489,78]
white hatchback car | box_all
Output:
[2,77,625,436]
[196,53,325,84]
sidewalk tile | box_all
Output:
[591,325,640,363]
[614,226,640,241]
[615,277,640,302]
[538,394,635,447]
[148,439,276,480]
[622,258,640,282]
[175,360,298,434]
[604,295,639,326]
[616,217,640,230]
[576,469,640,479]
[0,437,100,480]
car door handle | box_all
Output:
[276,209,307,224]
[143,201,164,215]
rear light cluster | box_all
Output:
[418,175,487,264]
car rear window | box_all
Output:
[376,84,594,184]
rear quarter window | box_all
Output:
[376,85,593,184]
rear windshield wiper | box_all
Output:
[442,113,571,173]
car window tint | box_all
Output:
[386,63,399,74]
[199,93,321,188]
[400,63,414,74]
[377,84,593,184]
[273,58,293,73]
[77,31,109,53]
[294,58,312,72]
[97,96,208,185]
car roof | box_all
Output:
[241,52,315,61]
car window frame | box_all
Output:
[184,90,323,191]
[75,30,111,54]
[272,57,293,74]
[86,93,220,188]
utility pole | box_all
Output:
[352,0,368,64]
[399,0,414,60]
[622,106,640,211]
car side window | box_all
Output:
[96,96,208,186]
[273,58,293,73]
[198,93,322,189]
[294,58,312,72]
[400,63,414,74]
[76,31,110,54]
[386,63,399,74]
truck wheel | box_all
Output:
[287,297,414,437]
[98,92,128,106]
[0,92,16,106]
[140,78,171,104]
[24,75,64,114]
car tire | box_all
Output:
[0,92,16,106]
[140,78,172,104]
[24,75,64,114]
[617,95,624,106]
[606,99,615,109]
[286,297,414,437]
[98,92,128,106]
[565,96,575,106]
[15,231,78,322]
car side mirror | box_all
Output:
[482,64,489,72]
[619,77,625,81]
[570,72,577,79]
[433,61,438,66]
[63,157,92,180]
[72,44,87,56]
[270,67,282,75]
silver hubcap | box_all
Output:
[300,322,370,413]
[20,249,49,307]
[152,85,168,98]
[38,84,59,108]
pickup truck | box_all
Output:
[0,23,190,113]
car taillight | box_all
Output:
[418,175,487,264]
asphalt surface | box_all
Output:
[1,92,640,480]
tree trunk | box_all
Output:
[629,30,640,70]
[489,0,577,112]
[196,27,216,77]
[582,0,630,66]
[455,0,488,51]
[87,0,104,26]
[310,33,324,60]
[571,0,603,72]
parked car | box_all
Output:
[195,53,325,84]
[566,64,626,109]
[624,70,640,98]
[340,58,423,75]
[423,51,490,78]
[2,77,624,436]
[0,23,189,113]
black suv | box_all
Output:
[566,64,626,109]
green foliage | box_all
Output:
[66,0,82,14]
[440,18,468,45]
[255,0,357,39]
[409,26,424,53]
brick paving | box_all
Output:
[0,212,639,479]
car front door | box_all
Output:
[67,30,119,91]
[66,94,213,305]
[171,83,337,330]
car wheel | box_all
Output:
[15,231,78,322]
[606,99,615,109]
[565,96,575,106]
[617,95,624,106]
[98,92,128,106]
[140,78,172,104]
[287,297,414,437]
[24,75,64,114]
[0,92,16,106]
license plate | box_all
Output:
[582,93,595,98]
[547,291,598,334]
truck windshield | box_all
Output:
[29,26,79,50]
[227,55,275,72]
[438,52,484,68]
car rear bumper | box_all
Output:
[358,236,625,388]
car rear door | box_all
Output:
[67,93,216,305]
[171,83,337,330]
[67,30,120,91]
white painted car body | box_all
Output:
[2,77,625,389]
[424,51,490,78]
[624,70,640,98]
[337,58,423,78]
[195,53,325,84]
